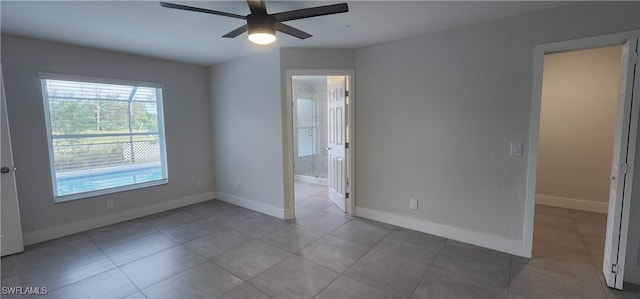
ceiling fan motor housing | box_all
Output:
[247,14,276,36]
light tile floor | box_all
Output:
[1,183,639,298]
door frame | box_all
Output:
[283,69,355,219]
[524,30,640,288]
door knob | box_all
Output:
[1,167,11,174]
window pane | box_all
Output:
[124,135,162,165]
[48,98,97,134]
[131,101,158,133]
[52,135,132,171]
[130,87,157,102]
[46,80,134,101]
[42,77,168,201]
[56,163,164,197]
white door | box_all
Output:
[603,38,639,289]
[327,76,347,212]
[1,65,24,256]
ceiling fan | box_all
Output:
[159,0,349,45]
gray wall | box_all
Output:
[1,35,214,235]
[280,48,355,71]
[209,49,284,214]
[354,0,639,254]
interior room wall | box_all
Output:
[536,46,622,213]
[280,48,355,71]
[353,1,640,258]
[208,48,285,218]
[1,34,214,244]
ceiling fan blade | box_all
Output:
[222,25,249,38]
[160,2,246,20]
[247,0,267,15]
[274,3,348,22]
[275,23,312,39]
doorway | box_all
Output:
[533,45,622,289]
[292,75,333,218]
[525,31,640,290]
[284,71,355,221]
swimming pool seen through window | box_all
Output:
[40,73,168,202]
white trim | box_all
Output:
[294,175,328,185]
[215,191,285,219]
[37,72,163,89]
[535,195,608,213]
[356,207,526,257]
[23,191,215,245]
[283,69,356,220]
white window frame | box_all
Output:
[39,73,169,202]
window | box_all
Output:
[40,74,168,202]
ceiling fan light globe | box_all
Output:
[248,32,276,45]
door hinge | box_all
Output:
[622,163,628,174]
[632,52,638,65]
[612,264,619,274]
[345,192,350,199]
[345,142,349,149]
[345,90,349,97]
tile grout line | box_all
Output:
[332,225,405,298]
[88,231,148,297]
[568,212,614,298]
[247,202,390,298]
[22,236,121,294]
[124,245,218,296]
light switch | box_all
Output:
[510,142,523,157]
[409,198,418,210]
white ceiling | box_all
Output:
[1,1,569,66]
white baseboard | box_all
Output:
[355,207,527,257]
[215,191,285,219]
[23,191,215,246]
[536,194,608,213]
[294,175,328,185]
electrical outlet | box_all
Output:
[510,142,523,156]
[196,179,202,188]
[409,198,418,210]
[106,199,114,210]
